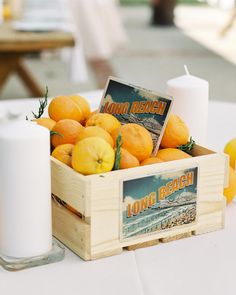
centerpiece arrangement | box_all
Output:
[26,76,232,261]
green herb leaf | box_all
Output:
[113,133,122,170]
[32,86,49,119]
[178,137,195,155]
[50,130,63,137]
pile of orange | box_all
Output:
[36,94,192,176]
[35,93,236,204]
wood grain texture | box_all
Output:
[52,198,91,260]
[193,197,226,235]
[0,23,74,52]
[51,157,91,217]
[190,144,215,157]
[160,232,192,243]
[51,146,227,260]
[126,239,160,251]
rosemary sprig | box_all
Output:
[50,130,64,137]
[113,133,122,170]
[32,86,48,119]
[25,86,63,138]
[178,137,195,155]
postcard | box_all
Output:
[99,77,173,154]
[121,166,198,240]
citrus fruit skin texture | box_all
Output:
[72,137,115,175]
[70,95,91,122]
[48,96,83,122]
[224,138,236,169]
[76,126,114,148]
[51,144,74,167]
[156,148,192,162]
[86,113,121,134]
[119,148,140,169]
[87,109,98,121]
[141,157,163,166]
[112,123,153,162]
[51,119,84,147]
[33,117,56,130]
[224,167,236,204]
[161,114,189,148]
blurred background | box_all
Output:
[0,0,236,101]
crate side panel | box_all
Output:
[197,154,227,200]
[194,196,226,235]
[52,199,91,260]
[89,157,201,258]
[90,177,122,258]
[194,154,228,234]
[89,153,227,257]
[51,157,90,217]
[193,153,226,235]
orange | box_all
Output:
[85,109,98,125]
[156,148,192,162]
[85,109,98,126]
[76,126,114,148]
[112,123,153,162]
[86,113,121,134]
[88,109,98,119]
[70,95,91,122]
[141,157,163,166]
[161,114,189,148]
[72,137,115,175]
[48,96,83,122]
[224,166,236,204]
[33,117,56,130]
[119,148,140,169]
[51,119,84,147]
[224,138,236,169]
[51,144,74,167]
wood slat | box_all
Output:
[52,199,91,260]
[51,157,91,218]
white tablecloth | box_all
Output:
[0,91,236,295]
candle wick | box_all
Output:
[184,65,190,75]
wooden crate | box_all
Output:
[51,145,228,260]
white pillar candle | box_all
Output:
[0,120,52,258]
[166,67,209,145]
